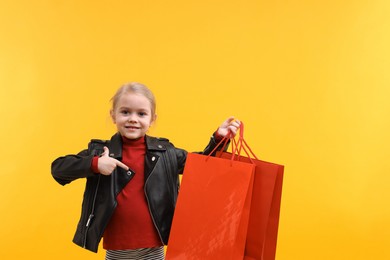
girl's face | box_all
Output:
[111,92,155,140]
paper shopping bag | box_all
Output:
[219,151,284,260]
[165,153,256,260]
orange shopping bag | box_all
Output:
[218,124,284,260]
[165,150,256,259]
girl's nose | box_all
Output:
[128,114,137,122]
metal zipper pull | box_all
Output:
[86,214,94,227]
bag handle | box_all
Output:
[206,134,231,160]
[233,123,258,164]
[207,122,258,164]
[240,123,259,159]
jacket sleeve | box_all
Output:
[51,149,97,186]
[52,139,107,186]
[175,147,188,175]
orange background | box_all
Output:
[1,0,389,259]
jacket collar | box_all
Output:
[145,135,168,151]
[108,133,167,159]
[108,133,122,159]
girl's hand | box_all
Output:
[216,116,241,138]
[98,146,129,175]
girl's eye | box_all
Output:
[138,112,147,117]
[120,110,129,115]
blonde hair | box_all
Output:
[111,82,157,120]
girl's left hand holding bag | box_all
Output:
[216,116,241,139]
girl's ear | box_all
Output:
[110,109,116,124]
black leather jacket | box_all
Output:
[51,133,223,253]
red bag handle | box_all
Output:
[207,122,258,164]
[237,122,258,160]
[206,134,231,160]
[233,123,258,164]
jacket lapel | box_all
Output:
[108,133,134,196]
[144,136,166,180]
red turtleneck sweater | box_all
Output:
[92,136,162,250]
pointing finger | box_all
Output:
[115,160,129,171]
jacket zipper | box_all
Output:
[83,174,101,248]
[144,156,165,244]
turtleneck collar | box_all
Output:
[121,135,146,147]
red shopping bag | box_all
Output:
[218,125,284,260]
[218,152,284,260]
[166,152,256,260]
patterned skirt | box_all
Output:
[105,247,165,260]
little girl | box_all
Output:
[51,82,240,260]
